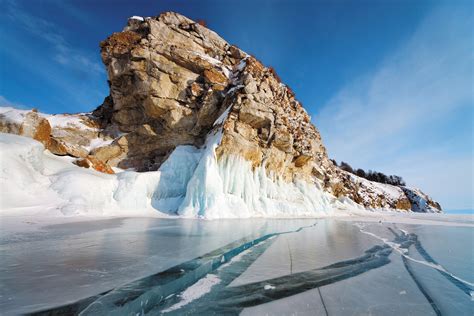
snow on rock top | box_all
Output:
[47,114,97,131]
[129,16,144,21]
[0,107,30,124]
[0,12,442,217]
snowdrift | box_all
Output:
[0,133,344,218]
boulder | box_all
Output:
[74,156,115,174]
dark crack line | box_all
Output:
[413,238,473,296]
[285,236,293,275]
[30,222,318,315]
[160,244,393,315]
[402,256,442,316]
[388,227,442,315]
[318,287,329,316]
[388,227,473,297]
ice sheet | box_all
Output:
[230,220,380,287]
[1,217,472,315]
[0,218,315,314]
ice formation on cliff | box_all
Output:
[0,132,336,218]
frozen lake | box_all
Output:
[0,215,473,315]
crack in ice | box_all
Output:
[355,224,474,291]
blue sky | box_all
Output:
[0,0,472,210]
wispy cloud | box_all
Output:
[316,5,473,209]
[4,0,103,75]
[0,95,31,110]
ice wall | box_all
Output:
[0,132,334,218]
[177,131,334,218]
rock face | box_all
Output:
[0,12,441,213]
[0,107,115,174]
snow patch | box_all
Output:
[0,107,30,124]
[129,16,144,21]
[163,274,221,312]
[213,106,232,126]
[47,114,96,131]
[84,138,114,151]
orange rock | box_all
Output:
[396,198,412,210]
[203,68,228,88]
[100,31,142,58]
[294,154,312,167]
[32,118,51,145]
[74,156,115,174]
[245,57,264,74]
[48,138,68,156]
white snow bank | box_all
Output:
[0,107,30,124]
[0,133,162,217]
[0,133,203,217]
[0,131,347,218]
[0,134,61,211]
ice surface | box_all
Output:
[317,222,474,315]
[412,225,474,284]
[229,220,380,287]
[137,218,472,315]
[3,217,471,315]
[318,253,436,315]
[0,218,316,314]
[240,287,327,316]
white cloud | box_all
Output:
[316,5,473,210]
[5,0,104,75]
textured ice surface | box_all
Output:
[2,217,472,315]
[0,218,314,314]
[230,220,380,286]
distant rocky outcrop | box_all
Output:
[0,12,441,213]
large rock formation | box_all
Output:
[0,12,441,214]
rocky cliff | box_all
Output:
[0,12,441,215]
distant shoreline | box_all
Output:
[444,209,474,215]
